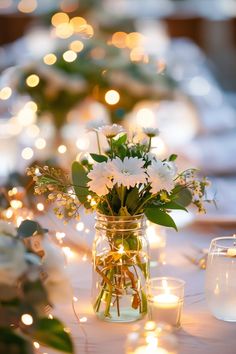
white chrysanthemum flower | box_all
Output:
[98,124,125,138]
[143,127,160,138]
[110,157,146,188]
[86,119,106,132]
[147,160,177,193]
[87,162,113,196]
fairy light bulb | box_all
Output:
[26,74,40,88]
[58,145,67,154]
[43,53,57,65]
[51,12,69,27]
[21,314,33,325]
[0,86,12,100]
[36,203,44,211]
[105,90,120,105]
[63,50,77,62]
[21,147,34,160]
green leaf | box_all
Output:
[17,220,47,239]
[163,201,187,212]
[90,153,107,163]
[32,318,73,353]
[169,154,178,161]
[172,185,192,207]
[145,208,177,230]
[0,328,33,354]
[113,133,127,145]
[72,161,89,204]
[126,187,139,212]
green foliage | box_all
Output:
[145,207,177,230]
[0,329,33,354]
[72,161,90,204]
[172,185,193,207]
[169,154,178,161]
[31,318,74,353]
[90,153,108,163]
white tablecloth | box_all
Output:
[39,214,236,354]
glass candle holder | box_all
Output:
[205,236,236,322]
[126,321,178,354]
[146,222,166,267]
[148,277,185,328]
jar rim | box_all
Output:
[96,212,145,220]
[210,235,236,249]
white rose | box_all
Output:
[0,235,27,285]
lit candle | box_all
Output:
[149,278,184,327]
[133,336,169,354]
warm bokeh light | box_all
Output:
[0,86,12,100]
[10,200,23,209]
[36,203,45,211]
[43,53,57,65]
[21,314,33,326]
[111,32,127,48]
[25,124,40,138]
[25,101,37,112]
[105,90,120,105]
[76,137,90,151]
[51,12,69,27]
[18,0,37,13]
[130,47,147,62]
[57,145,67,154]
[136,108,156,126]
[17,108,36,126]
[63,50,77,62]
[26,74,40,88]
[69,40,84,53]
[126,32,144,49]
[33,342,40,349]
[35,138,46,150]
[70,17,87,32]
[55,23,74,39]
[76,222,84,231]
[21,147,34,160]
[79,24,94,39]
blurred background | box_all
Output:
[0,0,236,226]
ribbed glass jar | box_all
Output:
[92,213,150,323]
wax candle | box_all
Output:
[149,278,185,327]
[133,345,168,354]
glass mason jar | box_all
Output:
[92,213,150,323]
[205,236,236,321]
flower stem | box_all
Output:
[147,137,152,152]
[96,131,102,155]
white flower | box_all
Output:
[110,157,147,188]
[0,220,16,237]
[98,124,125,138]
[86,119,106,132]
[147,160,177,193]
[87,162,113,196]
[0,235,27,285]
[42,238,72,304]
[143,127,160,138]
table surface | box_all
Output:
[39,214,236,354]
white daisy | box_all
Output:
[86,119,106,132]
[143,127,160,138]
[147,160,177,193]
[87,162,113,196]
[98,124,125,138]
[110,157,146,189]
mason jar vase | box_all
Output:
[92,213,150,323]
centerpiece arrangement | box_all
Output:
[27,124,210,322]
